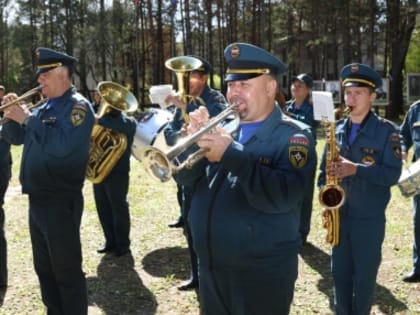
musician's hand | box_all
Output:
[197,127,233,162]
[401,152,408,164]
[3,104,30,125]
[330,156,357,179]
[1,93,18,105]
[187,106,209,135]
[165,93,186,110]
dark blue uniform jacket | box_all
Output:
[400,100,420,161]
[175,106,317,269]
[318,111,402,219]
[1,87,94,198]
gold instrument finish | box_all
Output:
[0,86,45,124]
[86,81,138,184]
[319,121,345,247]
[140,103,239,183]
[86,125,128,183]
[165,56,203,123]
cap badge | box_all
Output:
[230,45,240,59]
[351,63,359,73]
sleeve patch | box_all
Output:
[289,145,309,168]
[289,133,310,145]
[288,133,310,168]
[71,103,87,126]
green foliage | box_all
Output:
[406,28,420,72]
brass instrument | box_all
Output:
[319,121,345,247]
[140,103,239,182]
[86,81,138,184]
[0,86,45,124]
[165,56,203,123]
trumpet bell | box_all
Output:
[97,81,138,113]
[141,146,173,182]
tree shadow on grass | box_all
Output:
[87,252,157,315]
[299,243,408,314]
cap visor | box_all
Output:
[225,73,262,82]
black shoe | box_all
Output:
[168,217,184,228]
[402,271,420,283]
[97,245,115,254]
[114,248,130,257]
[177,278,199,291]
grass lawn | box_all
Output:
[1,134,419,315]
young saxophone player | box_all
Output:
[318,63,402,315]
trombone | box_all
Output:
[140,103,239,183]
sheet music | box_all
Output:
[312,91,335,122]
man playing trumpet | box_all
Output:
[1,47,94,315]
[174,43,316,314]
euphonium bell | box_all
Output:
[140,103,239,182]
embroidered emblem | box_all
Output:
[71,103,87,126]
[392,144,402,159]
[361,156,376,166]
[288,133,309,168]
[289,146,308,168]
[258,157,272,166]
[289,133,310,146]
[231,45,240,59]
[351,63,359,72]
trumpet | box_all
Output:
[140,103,239,182]
[0,85,44,112]
[0,86,45,124]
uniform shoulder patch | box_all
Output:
[389,131,402,159]
[71,102,87,126]
[288,133,310,168]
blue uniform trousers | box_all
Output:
[182,185,198,281]
[0,141,11,287]
[413,194,420,274]
[199,256,297,315]
[332,216,384,315]
[93,171,130,252]
[29,195,87,315]
[299,162,316,241]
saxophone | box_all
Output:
[319,121,346,247]
[86,81,138,184]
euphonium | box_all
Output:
[86,81,138,184]
[319,121,345,247]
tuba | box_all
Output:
[86,81,138,184]
[165,56,203,123]
[319,120,345,247]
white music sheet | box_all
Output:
[312,91,335,122]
